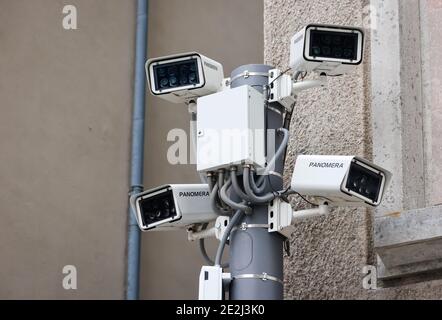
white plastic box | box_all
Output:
[197,86,265,173]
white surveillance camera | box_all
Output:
[146,52,224,104]
[291,155,391,207]
[130,184,218,231]
[290,24,364,76]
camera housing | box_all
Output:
[146,52,224,103]
[130,184,218,231]
[291,155,391,207]
[290,24,364,76]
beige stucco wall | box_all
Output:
[265,0,442,299]
[0,0,135,299]
[141,0,264,300]
[265,0,373,300]
[0,0,263,300]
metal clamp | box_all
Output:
[128,185,144,195]
[232,223,269,233]
[268,171,283,179]
[230,71,269,83]
[266,105,283,115]
[233,273,284,285]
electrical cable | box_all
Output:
[215,209,244,267]
[198,223,229,269]
[283,189,319,207]
[230,168,253,202]
[210,184,231,216]
[256,128,290,185]
[249,169,268,194]
[282,71,303,131]
[296,193,319,207]
[219,179,252,214]
[207,174,215,192]
[217,170,231,211]
[243,166,276,203]
[218,170,225,190]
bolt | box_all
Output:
[262,273,268,281]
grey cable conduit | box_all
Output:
[219,179,252,214]
[243,166,276,203]
[256,128,290,185]
[215,209,245,267]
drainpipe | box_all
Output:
[126,0,148,300]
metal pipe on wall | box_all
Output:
[126,0,148,300]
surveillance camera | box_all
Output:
[290,24,364,76]
[130,184,218,231]
[291,155,391,207]
[146,52,224,104]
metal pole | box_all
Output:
[126,0,148,300]
[229,65,285,300]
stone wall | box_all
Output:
[264,0,442,299]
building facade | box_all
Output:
[265,0,442,299]
[1,0,442,300]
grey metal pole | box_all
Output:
[229,65,286,300]
[126,0,148,301]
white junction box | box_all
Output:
[198,266,223,300]
[197,85,265,173]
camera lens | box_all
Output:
[344,37,354,47]
[158,68,166,77]
[169,76,178,86]
[343,49,353,59]
[167,66,177,76]
[360,176,368,185]
[310,30,359,61]
[333,48,343,58]
[345,162,383,203]
[147,211,156,220]
[180,65,189,74]
[189,73,197,83]
[321,35,332,45]
[154,58,199,91]
[163,208,170,218]
[312,46,321,56]
[333,35,342,45]
[322,46,331,56]
[160,78,169,88]
[180,75,188,85]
